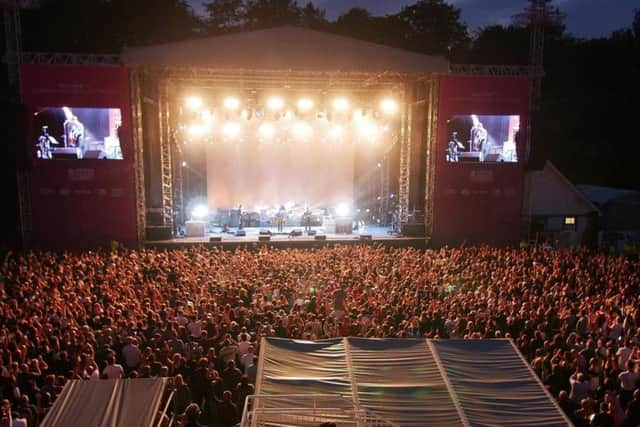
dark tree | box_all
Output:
[397,0,470,57]
[244,0,301,29]
[299,2,327,29]
[204,0,246,33]
[633,8,640,41]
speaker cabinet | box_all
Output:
[359,234,372,241]
[209,236,222,242]
[258,235,270,241]
[314,235,327,241]
[146,226,172,241]
[235,230,246,237]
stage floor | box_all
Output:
[146,225,428,250]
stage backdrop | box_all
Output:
[432,75,530,246]
[206,137,355,210]
[20,64,137,249]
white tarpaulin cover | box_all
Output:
[257,338,571,427]
[40,378,167,427]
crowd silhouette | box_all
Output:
[0,245,639,426]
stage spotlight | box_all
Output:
[297,98,314,112]
[292,121,312,140]
[380,98,398,115]
[185,96,203,111]
[353,109,366,122]
[187,123,205,138]
[181,161,188,167]
[359,122,379,142]
[328,124,343,140]
[335,203,350,217]
[258,122,275,140]
[267,97,284,111]
[201,109,214,122]
[332,97,349,112]
[223,97,240,110]
[191,204,209,220]
[223,121,241,139]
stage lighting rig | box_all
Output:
[267,97,284,111]
[297,98,314,112]
[223,121,241,139]
[332,97,349,112]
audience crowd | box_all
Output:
[0,245,639,426]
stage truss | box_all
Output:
[132,66,427,235]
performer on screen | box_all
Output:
[470,119,487,152]
[36,126,58,159]
[446,132,464,162]
[238,204,244,230]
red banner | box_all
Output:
[432,75,530,246]
[20,64,137,249]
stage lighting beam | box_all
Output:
[185,96,203,111]
[223,97,240,110]
[191,204,209,220]
[223,121,241,139]
[335,203,350,217]
[332,97,349,112]
[297,98,314,112]
[258,122,275,140]
[267,97,285,111]
[380,98,398,115]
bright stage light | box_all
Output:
[267,97,284,111]
[223,97,240,110]
[353,109,366,122]
[258,122,275,139]
[181,161,188,167]
[185,96,203,110]
[223,121,241,139]
[328,124,344,140]
[335,203,350,217]
[292,121,312,140]
[380,98,398,115]
[359,122,379,142]
[191,204,209,220]
[187,123,205,138]
[201,109,214,122]
[297,98,314,112]
[332,97,349,112]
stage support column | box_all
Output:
[398,82,412,224]
[424,77,439,239]
[158,78,174,230]
[129,68,147,247]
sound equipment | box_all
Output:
[290,229,302,237]
[484,153,501,162]
[146,226,172,241]
[401,223,426,237]
[359,234,372,241]
[458,152,481,162]
[209,236,222,242]
[51,151,78,160]
[259,229,272,235]
[83,149,107,159]
[235,230,246,237]
[335,217,353,234]
[314,235,326,241]
[306,229,316,236]
[258,235,270,241]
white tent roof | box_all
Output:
[121,26,448,74]
[40,378,167,427]
[256,337,571,427]
[525,161,600,216]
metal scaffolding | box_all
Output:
[158,79,174,228]
[424,77,439,238]
[129,69,147,247]
[397,84,412,224]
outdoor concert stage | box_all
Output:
[146,225,428,250]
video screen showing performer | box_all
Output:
[445,114,520,163]
[33,107,124,160]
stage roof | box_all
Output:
[255,337,571,427]
[40,378,167,427]
[121,26,449,74]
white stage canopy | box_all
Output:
[254,338,571,427]
[40,378,167,427]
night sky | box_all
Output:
[189,0,638,38]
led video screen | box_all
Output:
[33,107,124,160]
[445,114,520,163]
